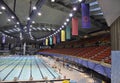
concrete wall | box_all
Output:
[112,51,120,83]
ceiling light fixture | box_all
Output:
[17,28,20,31]
[29,28,32,31]
[0,11,2,14]
[32,21,35,24]
[30,25,32,27]
[52,29,55,31]
[60,28,62,30]
[24,26,27,29]
[62,25,64,28]
[1,6,6,10]
[73,7,77,11]
[27,17,30,20]
[32,6,37,10]
[69,13,73,17]
[42,28,46,30]
[14,25,17,27]
[16,22,19,25]
[78,0,82,2]
[64,22,67,25]
[11,16,15,19]
[58,30,60,32]
[66,18,70,22]
[7,19,11,22]
[51,0,55,2]
[37,27,41,30]
[37,12,42,16]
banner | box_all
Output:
[81,3,91,28]
[53,36,56,44]
[56,33,60,43]
[72,18,78,35]
[49,37,53,45]
[61,30,65,42]
[2,34,6,44]
[66,26,71,39]
[43,40,45,45]
[45,38,48,45]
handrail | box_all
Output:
[39,52,111,78]
[0,79,70,83]
[40,52,111,67]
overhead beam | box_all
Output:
[0,23,60,30]
[0,0,20,23]
[0,0,23,38]
[26,0,46,33]
[13,0,16,12]
[0,30,18,38]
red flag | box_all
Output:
[72,18,78,36]
[53,36,56,44]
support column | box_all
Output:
[23,42,26,55]
[111,16,120,50]
[111,16,120,83]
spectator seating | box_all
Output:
[39,46,111,64]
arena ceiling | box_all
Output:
[0,0,108,42]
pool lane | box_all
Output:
[19,57,31,81]
[0,57,12,65]
[0,56,61,82]
[40,59,56,79]
[41,59,60,78]
[0,57,18,67]
[31,57,43,80]
[36,58,54,79]
[0,57,19,71]
[0,57,23,81]
[4,57,27,81]
[34,57,44,79]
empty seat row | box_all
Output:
[39,46,111,64]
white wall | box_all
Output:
[98,0,120,26]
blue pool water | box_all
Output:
[0,56,60,82]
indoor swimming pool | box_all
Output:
[0,55,60,82]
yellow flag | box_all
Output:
[45,38,48,45]
[102,81,105,83]
[61,30,65,42]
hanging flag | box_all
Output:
[56,33,60,43]
[102,81,105,83]
[72,18,78,36]
[81,3,91,28]
[61,30,65,42]
[43,40,45,45]
[66,26,71,40]
[53,36,56,45]
[9,43,11,50]
[49,37,53,45]
[45,38,48,45]
[2,34,6,44]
